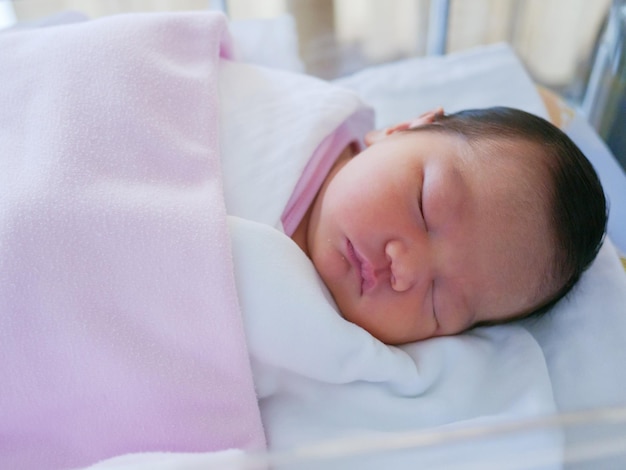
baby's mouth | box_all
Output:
[346,239,377,295]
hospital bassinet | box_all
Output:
[1,3,625,470]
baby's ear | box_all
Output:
[364,107,444,147]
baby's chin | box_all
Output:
[333,298,431,345]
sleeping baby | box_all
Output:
[0,12,611,468]
[287,106,607,345]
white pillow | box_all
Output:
[521,238,626,410]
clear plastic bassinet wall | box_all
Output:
[231,407,626,470]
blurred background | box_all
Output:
[1,0,624,166]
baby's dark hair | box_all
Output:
[411,106,608,318]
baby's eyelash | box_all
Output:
[431,281,438,325]
[418,189,428,230]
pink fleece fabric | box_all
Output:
[0,12,264,469]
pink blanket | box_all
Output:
[0,12,265,469]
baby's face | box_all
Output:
[305,130,555,344]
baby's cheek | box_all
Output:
[312,250,344,296]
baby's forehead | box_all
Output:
[455,137,554,241]
[464,137,552,188]
[467,134,543,158]
[420,128,545,170]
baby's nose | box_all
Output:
[385,240,421,293]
